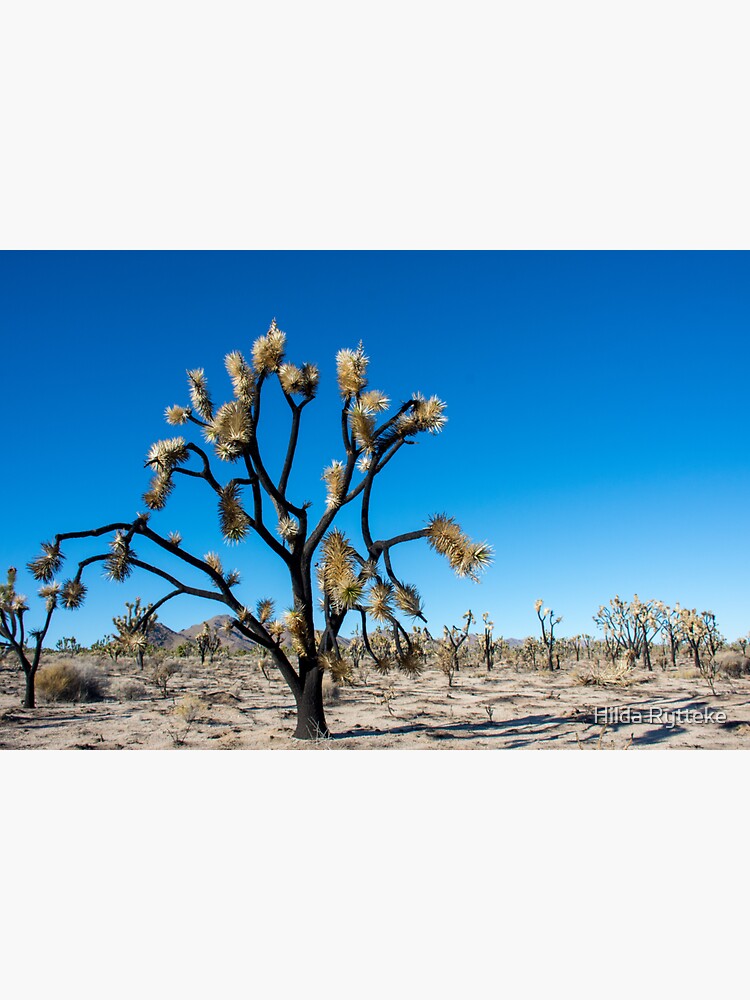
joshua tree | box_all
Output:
[195,621,223,664]
[480,612,503,671]
[519,635,543,669]
[659,603,683,669]
[29,323,491,738]
[677,608,725,695]
[91,633,122,661]
[112,597,158,669]
[56,635,82,655]
[734,632,750,657]
[535,599,561,670]
[438,610,475,685]
[0,567,60,708]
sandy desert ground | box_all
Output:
[2,651,750,749]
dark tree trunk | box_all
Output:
[643,639,653,671]
[24,670,35,709]
[293,661,328,740]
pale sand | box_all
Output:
[1,654,749,750]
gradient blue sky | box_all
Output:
[1,251,748,645]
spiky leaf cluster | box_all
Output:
[187,369,213,421]
[27,541,64,583]
[143,470,175,510]
[320,653,354,684]
[277,515,298,541]
[60,579,87,609]
[348,403,376,453]
[0,569,28,621]
[105,531,136,582]
[201,402,251,462]
[218,482,252,542]
[397,394,447,437]
[336,343,368,398]
[252,320,286,373]
[367,581,395,622]
[39,582,61,613]
[144,438,189,510]
[284,608,310,655]
[318,530,362,612]
[426,514,493,581]
[224,350,255,406]
[322,460,346,510]
[256,598,274,624]
[279,362,320,399]
[204,552,224,576]
[165,405,190,425]
[396,650,424,678]
[394,583,424,620]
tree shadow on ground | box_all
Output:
[332,693,729,747]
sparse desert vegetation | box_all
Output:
[2,600,750,748]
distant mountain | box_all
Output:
[153,614,297,653]
[152,614,522,652]
[179,615,258,652]
[149,622,184,650]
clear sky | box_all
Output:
[1,251,748,645]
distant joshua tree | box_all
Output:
[437,610,474,686]
[0,567,59,707]
[112,597,158,669]
[480,612,503,671]
[593,594,663,669]
[195,621,222,664]
[535,599,561,670]
[678,608,725,695]
[28,322,491,738]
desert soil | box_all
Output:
[2,653,750,749]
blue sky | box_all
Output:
[1,251,748,645]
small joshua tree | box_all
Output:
[677,608,725,695]
[520,635,543,669]
[659,604,683,669]
[112,597,158,669]
[438,610,474,685]
[480,612,503,671]
[56,635,82,655]
[91,633,122,661]
[33,322,491,739]
[195,621,223,664]
[0,567,60,708]
[535,599,561,670]
[593,595,662,670]
[630,596,663,672]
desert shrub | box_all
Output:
[322,673,340,704]
[173,693,206,723]
[169,694,208,745]
[573,659,634,687]
[36,660,106,702]
[151,660,181,697]
[715,651,750,678]
[115,678,148,701]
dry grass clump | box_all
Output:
[114,678,148,701]
[169,694,208,745]
[173,694,207,723]
[36,660,107,703]
[573,659,635,688]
